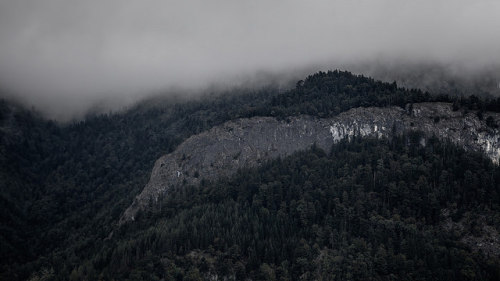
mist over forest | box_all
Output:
[1,0,500,120]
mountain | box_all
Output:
[0,70,500,280]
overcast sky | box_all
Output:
[1,0,499,120]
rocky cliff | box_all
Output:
[120,102,500,223]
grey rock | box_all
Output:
[120,103,500,224]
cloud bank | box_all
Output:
[1,0,499,120]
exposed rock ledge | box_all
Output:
[120,103,500,223]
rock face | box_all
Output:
[120,103,500,223]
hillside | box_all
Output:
[0,70,500,280]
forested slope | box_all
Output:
[1,70,500,280]
[81,136,500,280]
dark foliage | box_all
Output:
[85,136,500,280]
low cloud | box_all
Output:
[1,0,499,120]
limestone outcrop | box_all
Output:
[120,103,500,223]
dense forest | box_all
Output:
[1,70,499,280]
[85,136,500,280]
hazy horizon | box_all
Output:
[1,0,500,120]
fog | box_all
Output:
[1,0,499,120]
